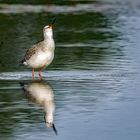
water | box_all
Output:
[0,0,140,140]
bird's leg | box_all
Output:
[38,65,46,80]
[32,68,35,80]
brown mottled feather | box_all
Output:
[24,41,44,61]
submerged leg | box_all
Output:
[39,70,42,80]
[32,68,35,80]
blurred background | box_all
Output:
[0,0,140,140]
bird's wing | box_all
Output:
[24,46,38,60]
[23,42,43,61]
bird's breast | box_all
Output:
[28,50,54,68]
[37,51,54,64]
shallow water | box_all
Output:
[0,0,140,140]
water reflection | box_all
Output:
[20,80,57,135]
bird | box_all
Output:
[21,19,56,80]
[20,81,57,135]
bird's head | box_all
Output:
[43,18,56,39]
[44,114,58,135]
[45,114,54,127]
[43,25,53,39]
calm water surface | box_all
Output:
[0,0,140,140]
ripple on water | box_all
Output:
[0,70,132,81]
[0,3,116,14]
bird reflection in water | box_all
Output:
[20,81,57,135]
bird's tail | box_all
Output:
[19,82,26,91]
[19,59,27,66]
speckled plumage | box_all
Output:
[21,24,55,79]
[23,42,44,62]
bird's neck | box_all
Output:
[43,37,55,50]
[44,30,53,40]
[44,35,54,41]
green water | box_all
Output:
[0,0,140,140]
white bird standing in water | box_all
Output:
[21,19,56,80]
[20,81,57,135]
